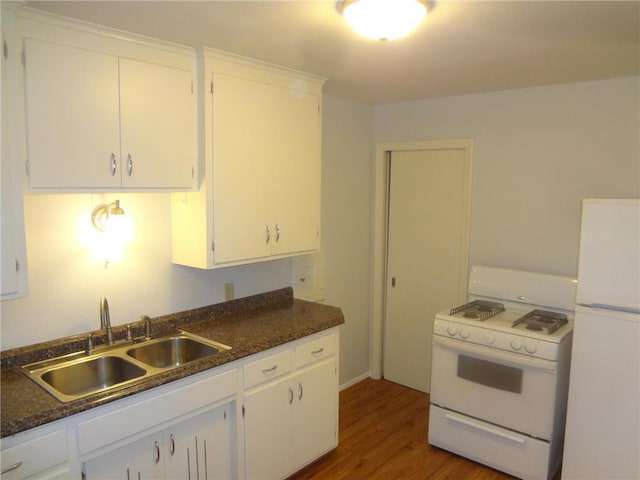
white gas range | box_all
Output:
[428,266,576,480]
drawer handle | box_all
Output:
[445,413,526,444]
[154,440,161,464]
[170,433,175,456]
[1,461,23,474]
[262,364,278,374]
[311,347,325,355]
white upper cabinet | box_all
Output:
[24,38,121,189]
[118,57,194,189]
[2,5,28,301]
[18,9,196,192]
[172,48,324,268]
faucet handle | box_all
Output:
[86,335,93,355]
[142,315,152,340]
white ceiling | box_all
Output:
[25,0,640,104]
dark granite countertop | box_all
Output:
[1,288,344,438]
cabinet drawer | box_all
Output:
[296,333,336,369]
[244,349,293,389]
[1,429,67,479]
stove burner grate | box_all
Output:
[513,309,568,335]
[450,300,505,321]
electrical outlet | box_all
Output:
[224,283,235,301]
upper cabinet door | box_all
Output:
[24,38,121,189]
[119,58,194,189]
[211,72,273,264]
[269,86,321,257]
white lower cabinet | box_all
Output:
[243,330,339,480]
[244,374,296,479]
[82,430,163,479]
[165,407,231,480]
[77,367,239,480]
[0,426,69,479]
[293,359,337,469]
[83,405,231,480]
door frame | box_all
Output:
[370,139,473,380]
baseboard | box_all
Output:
[339,371,371,391]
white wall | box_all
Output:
[373,77,640,277]
[1,192,292,350]
[321,95,373,385]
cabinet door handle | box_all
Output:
[289,386,294,405]
[110,153,117,176]
[126,154,133,177]
[275,224,280,242]
[298,382,303,400]
[154,440,160,464]
[265,225,271,244]
[262,364,278,374]
[1,461,23,475]
[311,347,324,356]
[169,433,175,456]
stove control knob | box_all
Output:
[484,333,495,345]
[524,341,538,354]
[447,324,459,336]
[459,328,470,339]
[511,339,523,351]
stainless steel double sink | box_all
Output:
[21,331,231,403]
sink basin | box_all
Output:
[22,330,230,403]
[126,334,226,368]
[38,355,146,400]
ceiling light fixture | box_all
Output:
[340,0,428,41]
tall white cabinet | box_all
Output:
[172,48,324,268]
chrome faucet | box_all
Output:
[100,297,113,345]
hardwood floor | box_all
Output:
[289,378,515,480]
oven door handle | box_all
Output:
[445,412,526,444]
[433,335,558,372]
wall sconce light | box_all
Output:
[91,200,125,232]
[340,0,428,41]
[90,200,133,267]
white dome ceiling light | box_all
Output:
[340,0,428,41]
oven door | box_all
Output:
[430,335,559,440]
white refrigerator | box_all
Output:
[562,199,640,480]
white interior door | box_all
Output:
[383,147,470,392]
